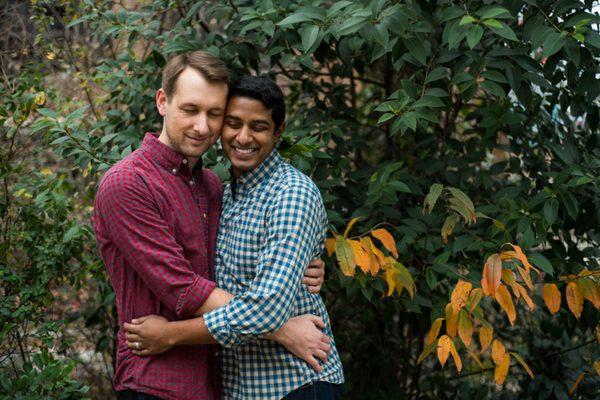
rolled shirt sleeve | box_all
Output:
[95,170,216,317]
[204,182,325,348]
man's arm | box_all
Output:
[94,170,216,317]
[203,182,326,348]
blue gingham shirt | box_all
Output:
[204,151,344,399]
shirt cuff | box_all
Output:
[204,307,242,348]
[175,275,217,317]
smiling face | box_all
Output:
[221,96,284,178]
[156,67,229,169]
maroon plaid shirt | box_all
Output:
[93,133,222,400]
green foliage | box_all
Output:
[2,0,599,398]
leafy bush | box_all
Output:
[1,0,599,398]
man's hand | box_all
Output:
[302,258,325,293]
[272,314,331,372]
[124,315,174,356]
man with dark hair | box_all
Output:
[125,75,344,399]
[93,51,330,400]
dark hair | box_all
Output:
[228,75,286,132]
[162,51,229,99]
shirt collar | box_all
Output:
[140,132,203,175]
[231,150,281,197]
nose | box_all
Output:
[192,113,210,135]
[235,126,253,145]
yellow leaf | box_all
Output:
[543,283,561,315]
[441,214,458,244]
[467,288,483,312]
[516,283,535,311]
[596,324,600,344]
[569,372,586,395]
[508,244,539,274]
[445,303,458,338]
[577,278,600,309]
[467,347,483,368]
[566,281,584,319]
[482,254,502,297]
[417,342,436,364]
[495,284,517,325]
[479,324,493,353]
[449,340,462,372]
[510,352,534,379]
[494,353,511,385]
[502,269,520,299]
[491,339,506,365]
[343,216,363,237]
[335,236,356,276]
[437,335,452,367]
[457,309,473,347]
[450,280,472,313]
[425,318,444,345]
[347,239,371,274]
[359,237,381,275]
[516,265,534,291]
[594,360,600,376]
[325,238,336,257]
[384,268,397,297]
[392,261,416,298]
[371,228,398,258]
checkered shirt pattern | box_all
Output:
[93,133,222,400]
[204,151,344,399]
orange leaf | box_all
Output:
[543,283,561,314]
[494,353,511,385]
[569,372,586,395]
[508,244,539,275]
[457,309,473,347]
[483,254,502,297]
[334,236,355,276]
[417,342,436,364]
[467,347,483,368]
[371,228,398,258]
[359,237,381,275]
[492,339,506,365]
[577,278,600,309]
[450,280,472,313]
[426,318,444,345]
[384,268,398,297]
[479,324,493,353]
[516,283,535,311]
[347,239,371,274]
[502,269,520,299]
[510,352,534,379]
[445,303,458,338]
[343,216,363,237]
[437,335,452,367]
[566,281,584,319]
[449,340,462,372]
[325,238,336,257]
[495,284,517,325]
[467,288,483,312]
[594,360,600,376]
[516,265,534,291]
[596,324,600,344]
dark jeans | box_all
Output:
[283,381,344,400]
[117,389,162,400]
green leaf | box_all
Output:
[482,18,502,29]
[459,16,476,26]
[466,25,484,49]
[301,25,320,53]
[482,70,508,83]
[478,7,512,20]
[425,67,448,83]
[401,112,417,132]
[377,113,396,124]
[489,23,518,41]
[423,183,444,213]
[374,24,389,47]
[480,80,506,98]
[528,253,554,276]
[403,37,427,65]
[543,198,559,225]
[560,192,579,220]
[336,16,369,36]
[543,32,566,57]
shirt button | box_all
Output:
[182,159,188,164]
[215,350,220,357]
[189,180,194,185]
[203,213,207,218]
[172,168,177,174]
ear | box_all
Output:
[156,88,167,117]
[274,121,285,142]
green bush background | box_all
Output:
[1,0,599,398]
